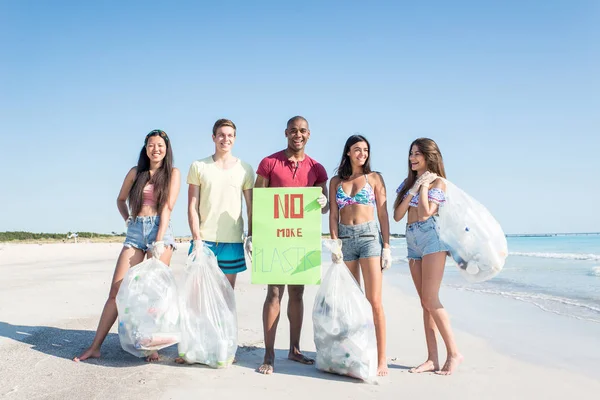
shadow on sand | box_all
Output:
[234,345,388,383]
[0,321,179,367]
[0,322,411,378]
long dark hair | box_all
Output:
[394,138,446,209]
[128,130,173,217]
[335,135,372,180]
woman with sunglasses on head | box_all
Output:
[74,129,180,362]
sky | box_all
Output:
[1,0,599,236]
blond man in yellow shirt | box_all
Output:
[187,119,254,288]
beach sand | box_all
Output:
[0,243,598,399]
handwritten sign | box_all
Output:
[251,187,322,285]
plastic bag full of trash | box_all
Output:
[313,239,377,383]
[177,244,238,368]
[116,257,181,357]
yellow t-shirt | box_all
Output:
[186,156,255,243]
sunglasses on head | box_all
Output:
[145,130,169,141]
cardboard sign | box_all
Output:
[251,187,322,285]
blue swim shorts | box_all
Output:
[188,241,247,275]
[406,216,449,261]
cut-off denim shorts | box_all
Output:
[406,216,449,261]
[338,220,383,262]
[123,215,177,252]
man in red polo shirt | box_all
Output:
[253,116,329,375]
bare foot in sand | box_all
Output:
[174,357,186,364]
[258,362,274,374]
[145,352,159,362]
[435,354,463,375]
[409,359,439,373]
[377,362,389,376]
[73,347,101,362]
[288,349,314,365]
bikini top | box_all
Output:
[142,183,157,207]
[336,174,377,209]
[396,181,446,207]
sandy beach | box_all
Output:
[1,242,599,400]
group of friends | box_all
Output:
[72,116,463,377]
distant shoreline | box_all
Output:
[505,232,600,237]
[1,231,599,245]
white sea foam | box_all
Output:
[589,266,600,277]
[447,285,600,323]
[510,251,600,261]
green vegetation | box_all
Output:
[0,231,123,242]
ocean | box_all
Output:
[382,234,600,377]
[388,235,600,323]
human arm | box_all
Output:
[328,177,340,240]
[243,188,253,236]
[373,173,390,249]
[393,180,414,222]
[316,180,329,214]
[417,176,445,219]
[156,168,180,242]
[254,174,269,188]
[327,177,343,263]
[187,184,201,241]
[373,173,392,270]
[116,167,137,222]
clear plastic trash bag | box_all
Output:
[312,239,378,383]
[437,178,508,283]
[116,257,181,357]
[177,245,238,368]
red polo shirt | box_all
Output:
[256,150,328,188]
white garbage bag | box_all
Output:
[116,258,181,357]
[313,239,378,383]
[177,245,237,368]
[437,178,508,282]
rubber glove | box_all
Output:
[244,236,252,255]
[409,171,437,195]
[381,248,392,270]
[419,171,439,188]
[331,239,343,263]
[190,239,203,254]
[152,241,165,259]
[317,194,328,209]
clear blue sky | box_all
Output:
[1,0,598,235]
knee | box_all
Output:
[265,286,283,305]
[287,286,304,303]
[368,298,385,317]
[421,296,442,312]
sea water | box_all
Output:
[389,235,600,323]
[324,234,600,378]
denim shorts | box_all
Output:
[123,215,176,252]
[338,220,382,262]
[406,216,449,261]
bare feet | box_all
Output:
[377,362,389,376]
[435,354,463,376]
[258,362,274,374]
[409,359,439,373]
[258,352,275,374]
[288,350,314,365]
[174,357,186,364]
[145,352,159,362]
[73,347,101,362]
